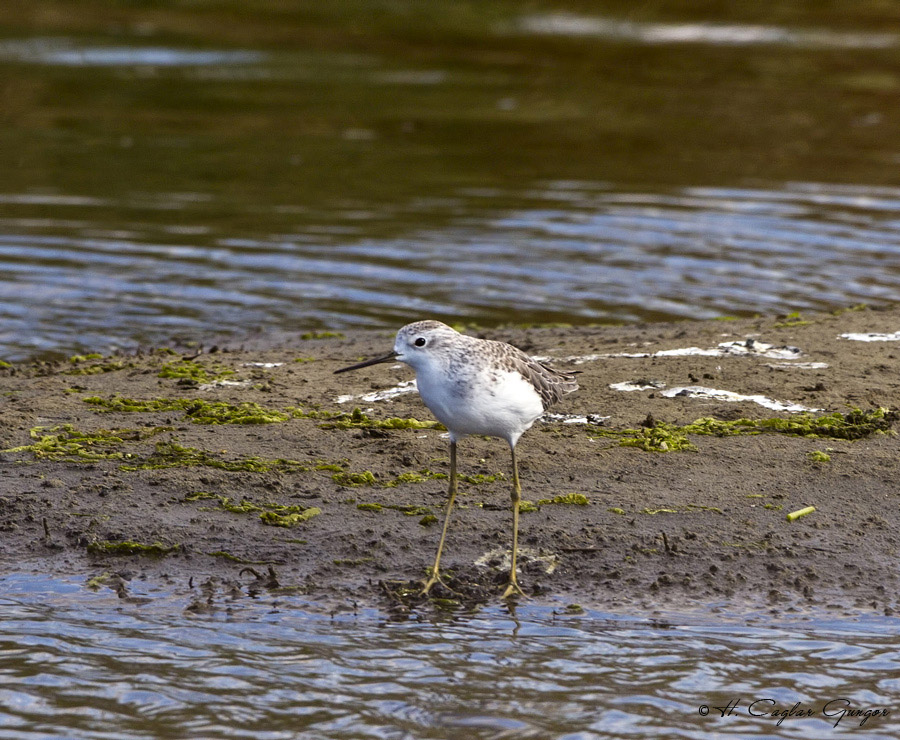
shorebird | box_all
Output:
[335,320,578,598]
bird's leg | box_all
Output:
[421,440,457,595]
[501,444,526,599]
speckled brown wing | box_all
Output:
[523,358,579,410]
[486,340,579,410]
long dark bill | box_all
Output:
[334,352,398,374]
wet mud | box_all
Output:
[1,307,899,618]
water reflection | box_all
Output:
[0,38,263,67]
[2,2,899,361]
[1,575,899,739]
[515,14,899,49]
[1,182,899,360]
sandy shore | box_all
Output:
[1,307,898,617]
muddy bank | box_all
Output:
[1,307,899,617]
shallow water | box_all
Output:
[3,180,900,361]
[2,3,900,359]
[1,575,898,740]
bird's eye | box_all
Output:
[414,337,427,347]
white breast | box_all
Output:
[415,363,544,445]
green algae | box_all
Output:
[808,450,832,462]
[318,407,443,431]
[87,539,180,556]
[260,508,322,527]
[84,396,290,424]
[300,331,345,340]
[356,501,433,516]
[608,503,721,516]
[537,493,589,506]
[2,424,163,463]
[591,408,897,453]
[387,503,433,516]
[356,502,383,511]
[392,470,448,485]
[64,355,132,375]
[681,408,898,440]
[314,462,344,472]
[150,400,288,425]
[617,424,697,452]
[833,304,868,315]
[419,513,438,526]
[85,572,115,590]
[333,557,374,566]
[640,507,679,515]
[518,500,539,513]
[458,472,504,485]
[334,470,378,487]
[335,468,447,488]
[293,406,444,432]
[773,312,811,328]
[184,491,321,527]
[84,396,187,413]
[683,503,724,514]
[122,441,311,473]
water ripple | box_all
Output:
[0,38,264,67]
[2,181,900,359]
[1,576,900,739]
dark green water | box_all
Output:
[1,2,899,359]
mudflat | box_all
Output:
[1,307,898,617]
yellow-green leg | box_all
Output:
[501,444,526,599]
[421,440,458,595]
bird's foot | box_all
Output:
[420,570,454,597]
[501,578,526,600]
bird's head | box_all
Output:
[334,320,460,374]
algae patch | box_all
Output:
[301,331,345,340]
[773,312,811,328]
[355,502,433,516]
[356,502,383,511]
[184,492,321,527]
[318,407,443,431]
[537,493,590,506]
[3,425,328,476]
[590,408,897,452]
[3,425,163,463]
[617,424,696,453]
[158,359,234,384]
[680,407,898,440]
[124,442,313,473]
[65,354,132,375]
[334,470,378,487]
[334,468,448,488]
[84,396,290,424]
[87,540,179,556]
